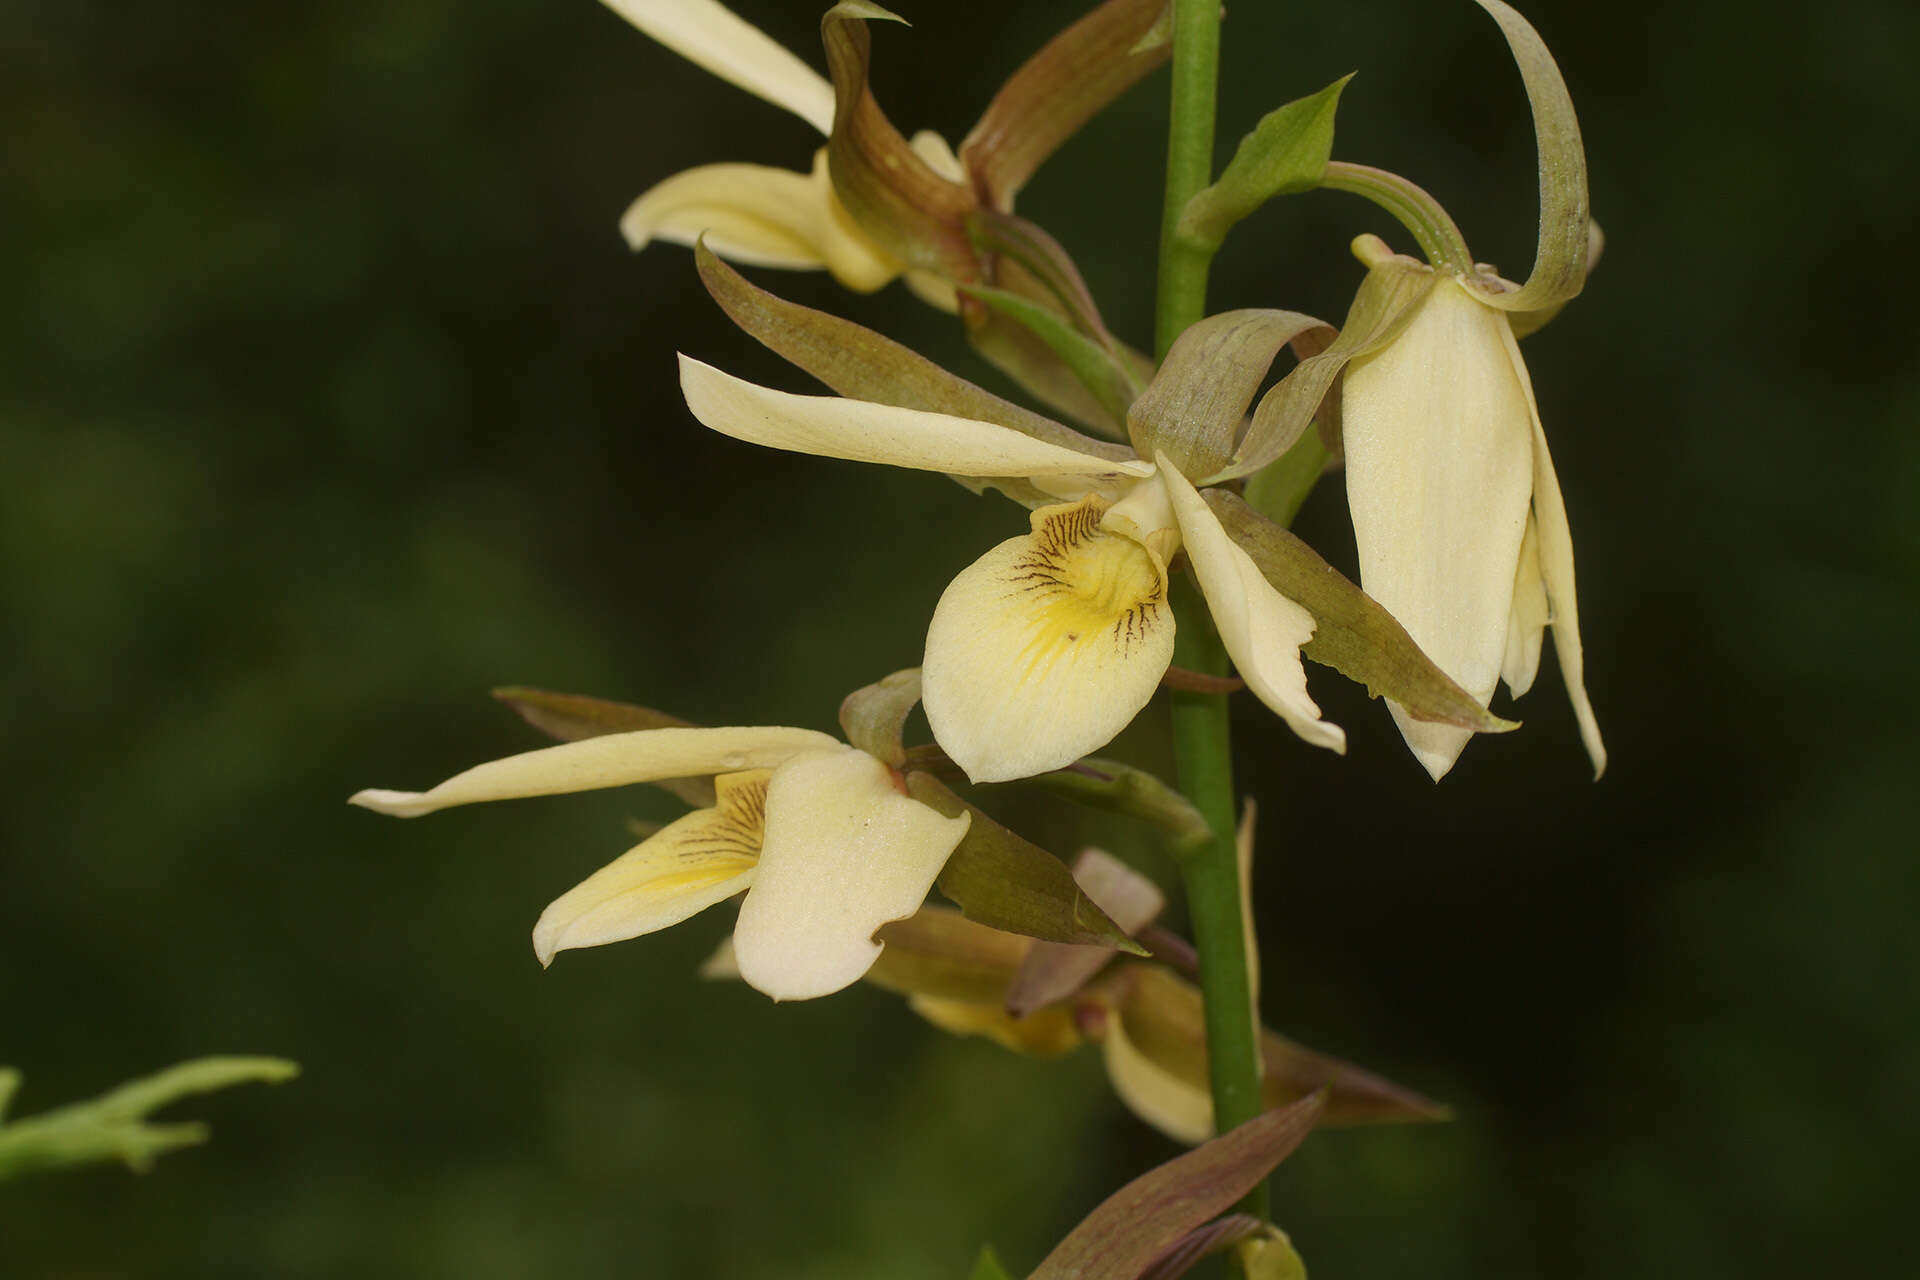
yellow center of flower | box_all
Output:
[1010,499,1166,665]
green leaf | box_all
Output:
[1203,490,1518,734]
[1217,254,1433,480]
[969,1245,1017,1280]
[1027,1093,1324,1280]
[959,284,1138,429]
[695,243,1130,468]
[492,686,715,809]
[906,773,1146,953]
[0,1057,298,1180]
[1127,309,1329,479]
[837,667,922,768]
[1177,75,1352,253]
[1459,0,1591,313]
[959,0,1172,210]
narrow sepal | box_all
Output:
[906,773,1146,952]
[1026,1093,1324,1280]
[959,0,1173,210]
[349,725,836,817]
[1177,74,1352,253]
[1221,256,1435,480]
[821,5,978,278]
[908,993,1082,1057]
[1130,309,1330,479]
[678,355,1151,480]
[1459,0,1591,313]
[1139,1216,1268,1280]
[601,0,836,135]
[694,244,1131,464]
[864,905,1033,1003]
[1202,490,1519,734]
[959,283,1139,428]
[493,686,714,808]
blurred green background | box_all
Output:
[4,0,1914,1275]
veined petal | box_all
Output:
[1342,278,1535,779]
[1101,1008,1215,1145]
[601,0,836,135]
[733,746,969,1000]
[679,355,1153,481]
[531,770,768,966]
[348,725,837,818]
[923,496,1175,783]
[1502,515,1549,697]
[1159,460,1345,754]
[1498,322,1606,778]
[621,157,900,293]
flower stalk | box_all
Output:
[1156,0,1272,1235]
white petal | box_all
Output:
[732,746,969,1000]
[531,770,769,965]
[621,152,902,293]
[602,0,835,135]
[1342,278,1535,779]
[1499,322,1607,777]
[348,725,837,818]
[1160,459,1345,754]
[679,356,1153,482]
[1502,514,1549,697]
[923,497,1175,782]
[1101,1009,1214,1145]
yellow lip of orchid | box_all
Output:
[349,723,970,1002]
[677,356,1345,784]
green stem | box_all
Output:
[1155,0,1269,1235]
[1153,0,1222,359]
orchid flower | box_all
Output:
[350,724,969,1001]
[677,355,1346,783]
[1329,0,1605,779]
[600,0,960,301]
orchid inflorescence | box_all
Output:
[353,0,1606,1272]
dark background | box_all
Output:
[4,0,1914,1275]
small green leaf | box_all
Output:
[959,0,1172,210]
[1177,75,1352,253]
[959,284,1139,429]
[1027,1093,1324,1280]
[969,1245,1017,1280]
[492,687,714,809]
[1128,309,1329,479]
[1202,491,1516,734]
[906,773,1146,953]
[838,668,923,768]
[0,1057,298,1181]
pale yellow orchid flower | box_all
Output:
[349,724,969,1001]
[677,355,1346,784]
[601,0,961,306]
